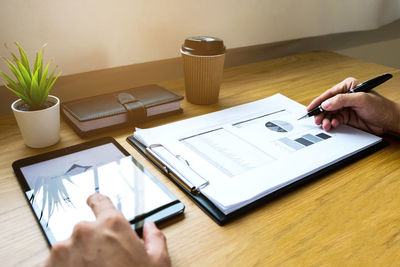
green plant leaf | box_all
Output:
[11,52,20,65]
[43,71,61,103]
[33,51,39,73]
[38,52,43,79]
[16,42,31,75]
[0,71,25,95]
[39,63,50,102]
[16,61,32,90]
[33,52,39,74]
[4,83,24,98]
[5,84,32,106]
[44,66,57,97]
[3,58,28,90]
[30,69,42,106]
[33,48,43,79]
[39,62,49,88]
[46,66,56,84]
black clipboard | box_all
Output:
[12,137,184,246]
[127,135,387,225]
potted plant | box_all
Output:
[1,43,61,148]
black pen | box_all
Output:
[298,73,393,120]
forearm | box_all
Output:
[386,101,400,136]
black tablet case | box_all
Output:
[127,135,387,225]
[12,137,184,245]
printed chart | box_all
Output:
[278,132,331,151]
[265,120,294,133]
[180,109,333,178]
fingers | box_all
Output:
[44,193,162,267]
[321,92,365,112]
[71,221,95,244]
[143,221,167,255]
[43,240,72,267]
[143,221,171,266]
[307,77,358,111]
[315,109,350,131]
[331,117,341,128]
[319,114,342,131]
[322,117,332,131]
[314,113,324,126]
[87,193,140,243]
[87,193,119,220]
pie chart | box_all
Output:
[265,120,293,132]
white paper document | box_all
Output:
[134,94,382,214]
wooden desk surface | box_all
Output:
[1,51,400,266]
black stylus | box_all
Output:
[298,73,393,120]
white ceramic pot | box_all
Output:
[12,95,60,148]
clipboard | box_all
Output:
[126,94,389,225]
[127,135,387,225]
[12,137,184,246]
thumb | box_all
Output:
[321,93,364,112]
[143,221,170,266]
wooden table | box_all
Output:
[1,51,400,266]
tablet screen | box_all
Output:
[19,142,177,245]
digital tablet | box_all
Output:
[12,137,184,246]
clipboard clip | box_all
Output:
[146,144,209,194]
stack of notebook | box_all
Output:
[62,84,183,137]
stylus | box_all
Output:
[298,73,393,120]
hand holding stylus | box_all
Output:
[305,75,400,136]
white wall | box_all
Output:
[1,0,399,76]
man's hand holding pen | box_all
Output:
[305,75,400,136]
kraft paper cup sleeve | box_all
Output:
[182,52,225,105]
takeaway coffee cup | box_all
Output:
[181,36,226,104]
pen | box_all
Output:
[298,73,393,120]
